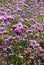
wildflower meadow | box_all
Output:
[0,0,44,65]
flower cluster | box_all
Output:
[0,0,44,65]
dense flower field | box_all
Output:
[0,0,44,65]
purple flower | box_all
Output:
[10,64,14,65]
[3,30,9,34]
[0,16,5,20]
[3,47,7,51]
[0,31,3,34]
[2,21,10,27]
[24,18,29,22]
[29,18,36,23]
[3,53,8,58]
[0,27,5,31]
[14,29,22,35]
[34,33,39,38]
[5,36,13,44]
[26,30,33,33]
[17,55,23,59]
[1,12,7,15]
[5,39,11,44]
[30,55,34,60]
[9,53,14,56]
[18,46,22,49]
[21,13,26,17]
[6,15,15,20]
[17,8,22,12]
[40,13,44,16]
[7,45,13,50]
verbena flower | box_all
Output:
[0,0,44,65]
[2,21,10,27]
